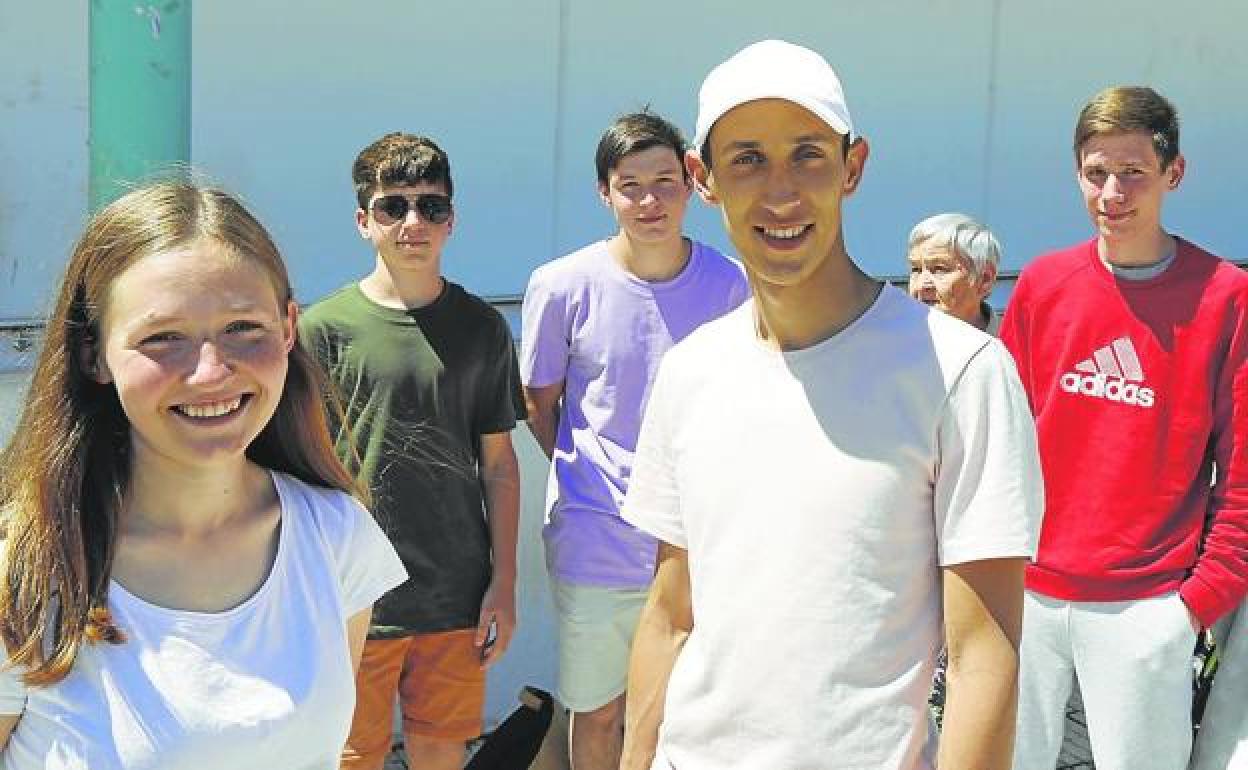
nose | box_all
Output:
[1102,173,1126,201]
[762,162,800,210]
[638,188,659,207]
[187,340,232,385]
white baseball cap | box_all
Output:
[693,39,856,153]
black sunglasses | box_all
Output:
[370,194,453,225]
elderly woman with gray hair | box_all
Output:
[906,212,1001,334]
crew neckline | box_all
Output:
[744,282,892,362]
[108,470,291,622]
[350,279,451,321]
[598,238,703,295]
[1087,237,1187,288]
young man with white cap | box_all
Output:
[618,40,1044,770]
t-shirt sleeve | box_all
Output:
[474,312,525,435]
[328,493,409,617]
[519,267,570,389]
[0,659,28,715]
[935,339,1044,566]
[621,359,687,548]
[0,541,27,715]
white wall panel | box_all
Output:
[3,1,1244,319]
[192,0,563,306]
[989,0,1247,266]
[0,2,88,320]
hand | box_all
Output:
[475,577,516,669]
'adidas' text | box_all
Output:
[1059,372,1155,408]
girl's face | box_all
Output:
[90,240,296,473]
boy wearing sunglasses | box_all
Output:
[520,110,748,770]
[301,133,525,770]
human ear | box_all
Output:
[685,150,718,205]
[977,263,998,299]
[597,182,612,207]
[282,300,299,355]
[1166,154,1186,190]
[842,138,869,195]
[355,207,371,239]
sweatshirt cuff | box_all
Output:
[1179,578,1234,629]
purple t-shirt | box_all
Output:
[521,239,749,588]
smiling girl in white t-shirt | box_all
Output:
[0,181,406,769]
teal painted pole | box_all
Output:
[89,0,191,211]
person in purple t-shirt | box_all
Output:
[520,110,748,770]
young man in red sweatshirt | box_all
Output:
[1001,86,1248,770]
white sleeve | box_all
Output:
[935,339,1044,566]
[621,359,687,548]
[0,541,28,715]
[330,495,408,617]
[0,660,28,716]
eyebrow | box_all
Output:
[1081,154,1152,167]
[130,303,268,327]
[723,133,839,151]
[616,166,683,179]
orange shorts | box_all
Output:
[341,629,486,768]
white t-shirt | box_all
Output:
[622,286,1043,770]
[0,472,407,770]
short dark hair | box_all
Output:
[595,109,689,185]
[352,133,453,208]
[1074,86,1180,170]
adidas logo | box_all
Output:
[1059,337,1155,408]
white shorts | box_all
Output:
[549,578,649,713]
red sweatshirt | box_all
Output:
[1001,238,1248,627]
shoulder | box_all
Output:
[691,240,744,274]
[272,472,367,545]
[691,241,749,286]
[1012,240,1098,304]
[299,284,363,330]
[1183,240,1248,294]
[443,282,512,339]
[659,301,752,374]
[872,286,997,386]
[270,472,405,613]
[528,242,610,294]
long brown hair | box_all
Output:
[0,181,361,686]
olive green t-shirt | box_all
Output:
[300,281,525,636]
